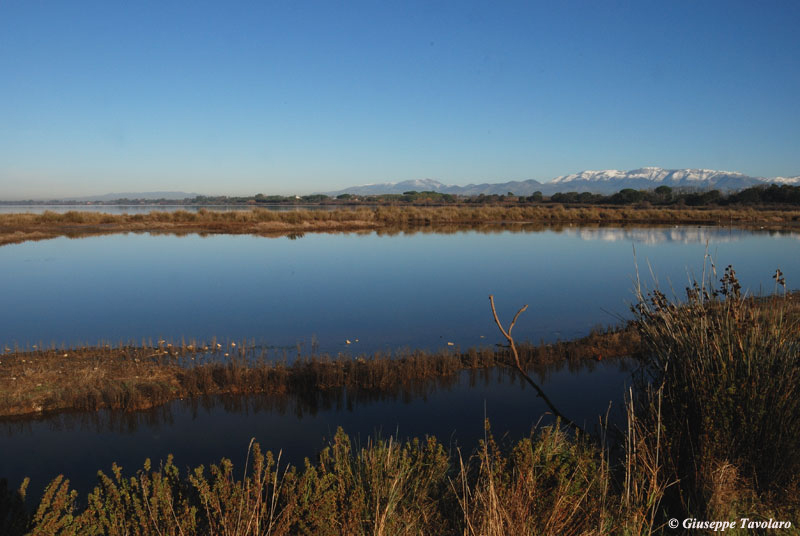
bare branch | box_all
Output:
[488,295,585,435]
[488,295,511,341]
[509,304,528,336]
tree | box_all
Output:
[610,188,645,204]
[527,191,543,202]
[654,185,672,196]
[654,185,673,203]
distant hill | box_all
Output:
[326,179,452,196]
[326,178,545,197]
[327,168,800,197]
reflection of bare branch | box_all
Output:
[489,295,584,435]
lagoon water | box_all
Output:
[1,225,799,498]
[1,226,798,355]
[1,362,634,499]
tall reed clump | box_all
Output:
[633,266,800,518]
[454,420,612,536]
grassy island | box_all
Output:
[1,204,800,246]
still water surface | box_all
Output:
[1,362,633,498]
[1,226,798,354]
[1,225,798,499]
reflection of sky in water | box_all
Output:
[1,227,798,354]
[565,225,800,245]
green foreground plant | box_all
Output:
[3,424,657,536]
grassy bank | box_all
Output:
[2,271,800,534]
[0,328,637,419]
[2,205,800,245]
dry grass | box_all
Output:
[633,268,800,524]
[0,327,639,418]
[1,422,668,536]
[1,205,799,245]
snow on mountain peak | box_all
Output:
[329,168,797,197]
[549,167,752,185]
[772,176,800,185]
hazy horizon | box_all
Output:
[3,165,800,202]
[2,1,799,200]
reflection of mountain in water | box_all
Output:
[566,226,800,245]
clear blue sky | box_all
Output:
[1,0,798,199]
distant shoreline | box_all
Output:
[1,205,799,246]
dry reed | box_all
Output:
[2,206,799,246]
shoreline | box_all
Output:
[0,327,639,419]
[1,205,799,246]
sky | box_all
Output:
[1,0,799,199]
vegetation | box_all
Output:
[1,425,633,535]
[632,266,800,522]
[1,269,799,533]
[0,328,637,418]
[252,183,800,206]
[4,183,800,208]
[2,204,800,246]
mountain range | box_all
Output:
[327,168,800,197]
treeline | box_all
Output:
[4,184,799,208]
[223,184,800,207]
[246,191,458,205]
[546,183,800,207]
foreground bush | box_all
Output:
[4,425,653,536]
[633,266,800,520]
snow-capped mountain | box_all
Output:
[329,167,797,196]
[771,176,800,185]
[544,167,763,194]
[550,167,748,184]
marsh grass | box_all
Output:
[454,420,614,535]
[633,266,800,521]
[3,421,676,536]
[0,328,638,418]
[2,205,799,245]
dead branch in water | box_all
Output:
[489,295,585,435]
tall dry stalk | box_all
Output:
[488,295,583,434]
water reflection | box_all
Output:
[2,226,798,355]
[564,226,800,244]
[0,358,635,499]
[4,221,799,249]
